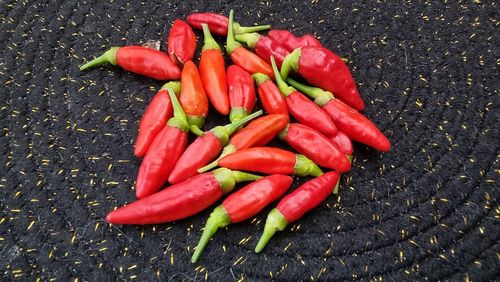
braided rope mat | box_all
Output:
[1,0,498,280]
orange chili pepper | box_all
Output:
[180,61,209,135]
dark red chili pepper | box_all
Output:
[271,56,337,136]
[135,89,189,198]
[168,110,262,184]
[134,81,181,158]
[226,10,274,78]
[80,46,181,80]
[191,174,293,262]
[281,47,365,111]
[180,61,209,135]
[219,147,323,177]
[198,114,289,173]
[267,29,322,52]
[186,12,271,37]
[255,171,339,252]
[167,19,197,66]
[106,168,261,225]
[253,73,288,115]
[234,32,289,68]
[279,123,351,172]
[227,65,256,122]
[287,78,390,152]
[199,24,230,115]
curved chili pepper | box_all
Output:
[80,46,181,80]
[107,168,261,225]
[135,89,189,198]
[219,147,323,177]
[186,12,271,37]
[279,123,351,172]
[226,10,274,78]
[252,73,288,115]
[168,110,262,184]
[167,19,197,66]
[199,24,230,115]
[267,29,322,52]
[280,47,365,111]
[180,61,209,135]
[255,171,339,252]
[227,65,256,122]
[198,114,289,173]
[191,174,292,262]
[271,56,337,136]
[234,32,289,68]
[287,78,390,152]
[134,81,181,157]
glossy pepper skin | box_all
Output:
[107,168,261,225]
[168,19,197,66]
[235,32,290,68]
[198,114,289,173]
[281,47,365,111]
[253,73,288,115]
[226,10,274,79]
[180,61,209,135]
[330,131,353,156]
[287,78,390,152]
[186,12,271,37]
[267,29,322,52]
[135,89,189,198]
[199,24,230,115]
[271,56,337,136]
[168,110,262,184]
[219,147,323,177]
[134,81,181,158]
[191,175,293,263]
[255,171,339,252]
[280,123,351,173]
[227,65,256,122]
[80,46,181,80]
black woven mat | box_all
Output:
[1,0,498,280]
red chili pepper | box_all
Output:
[107,168,261,225]
[227,65,256,122]
[80,46,181,80]
[255,171,339,252]
[267,30,322,52]
[168,110,263,184]
[226,10,274,78]
[234,32,290,68]
[199,24,230,115]
[281,47,365,111]
[271,56,337,136]
[287,78,390,152]
[198,114,289,173]
[186,12,271,37]
[252,73,288,115]
[191,174,293,262]
[135,89,189,198]
[134,81,181,157]
[167,19,197,66]
[180,61,209,135]
[279,123,351,172]
[329,131,353,156]
[219,147,323,177]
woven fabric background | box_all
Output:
[1,0,498,280]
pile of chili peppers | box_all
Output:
[81,10,391,263]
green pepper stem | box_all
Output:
[287,78,333,106]
[252,73,271,85]
[234,32,260,49]
[294,154,323,177]
[79,47,119,71]
[202,24,221,51]
[197,144,237,173]
[160,81,181,94]
[226,10,242,54]
[232,170,262,183]
[270,56,294,97]
[224,110,262,135]
[280,48,301,81]
[190,125,205,136]
[234,23,272,35]
[166,89,189,131]
[191,205,231,263]
[255,208,288,253]
[213,168,262,194]
[229,108,249,123]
